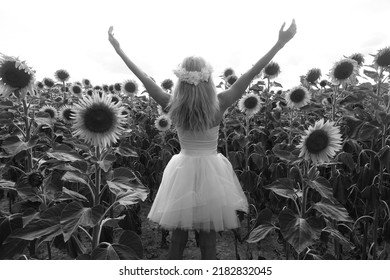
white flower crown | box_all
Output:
[173,65,213,86]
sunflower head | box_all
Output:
[227,74,238,86]
[263,61,281,79]
[374,47,390,68]
[59,105,75,124]
[238,93,262,117]
[223,68,235,79]
[94,85,103,91]
[161,79,174,91]
[285,86,311,109]
[297,119,342,165]
[155,115,172,132]
[43,77,55,88]
[349,53,365,66]
[330,58,359,86]
[39,105,58,120]
[108,84,115,93]
[82,78,91,88]
[72,92,126,149]
[122,79,138,97]
[319,79,328,88]
[69,83,83,97]
[0,53,36,98]
[102,84,109,92]
[114,83,122,92]
[305,68,321,84]
[109,94,121,104]
[36,81,44,90]
[54,69,70,82]
[86,89,94,97]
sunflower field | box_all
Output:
[1,48,390,260]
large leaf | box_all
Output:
[263,178,298,200]
[46,144,84,162]
[272,144,300,162]
[247,223,277,243]
[60,202,104,242]
[1,135,39,156]
[91,231,143,260]
[279,208,319,253]
[322,226,354,251]
[305,176,335,202]
[115,142,138,157]
[313,199,353,222]
[61,171,89,186]
[107,168,149,206]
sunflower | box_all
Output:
[72,92,126,149]
[374,47,390,68]
[58,105,75,124]
[263,61,281,79]
[319,80,328,88]
[222,68,235,80]
[305,68,321,84]
[39,105,58,120]
[102,84,109,93]
[120,107,131,118]
[43,77,55,88]
[109,94,121,104]
[54,69,70,83]
[161,79,174,91]
[0,53,36,98]
[86,89,94,97]
[122,79,138,97]
[297,119,342,165]
[349,53,365,66]
[238,93,262,117]
[36,81,44,90]
[155,115,172,132]
[285,86,311,109]
[108,84,115,93]
[114,83,122,93]
[329,58,359,86]
[69,83,83,97]
[227,74,238,86]
[82,78,91,88]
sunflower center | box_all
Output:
[290,88,306,103]
[0,61,32,89]
[158,119,168,127]
[44,109,56,118]
[264,64,280,76]
[72,86,82,94]
[244,96,258,109]
[63,108,73,120]
[305,129,329,154]
[377,50,390,67]
[334,61,353,80]
[56,70,69,81]
[114,83,121,91]
[124,82,136,93]
[83,103,115,133]
[224,69,234,78]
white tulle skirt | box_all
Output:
[147,151,249,232]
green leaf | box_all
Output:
[305,176,335,202]
[247,223,277,243]
[313,199,353,222]
[91,243,139,260]
[272,144,300,162]
[60,187,89,202]
[118,230,144,259]
[10,220,61,241]
[263,178,298,200]
[279,208,319,253]
[60,202,104,242]
[101,215,126,228]
[46,150,84,162]
[363,69,379,81]
[61,171,89,186]
[1,135,39,156]
[336,152,355,172]
[115,142,138,157]
[378,145,390,173]
[239,170,258,193]
[322,226,355,251]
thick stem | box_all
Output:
[22,97,33,173]
[92,146,102,250]
[244,116,250,170]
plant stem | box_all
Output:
[92,146,102,250]
[22,97,33,173]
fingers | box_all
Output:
[279,22,286,32]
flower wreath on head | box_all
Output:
[173,64,213,86]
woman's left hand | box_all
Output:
[108,26,121,51]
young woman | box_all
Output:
[108,20,297,259]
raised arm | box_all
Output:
[108,26,171,108]
[218,20,297,112]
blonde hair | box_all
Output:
[168,56,220,132]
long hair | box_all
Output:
[168,56,219,132]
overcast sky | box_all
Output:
[1,0,389,90]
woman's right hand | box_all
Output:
[108,26,121,51]
[278,19,297,45]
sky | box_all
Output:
[1,0,390,91]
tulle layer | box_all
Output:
[147,152,249,232]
